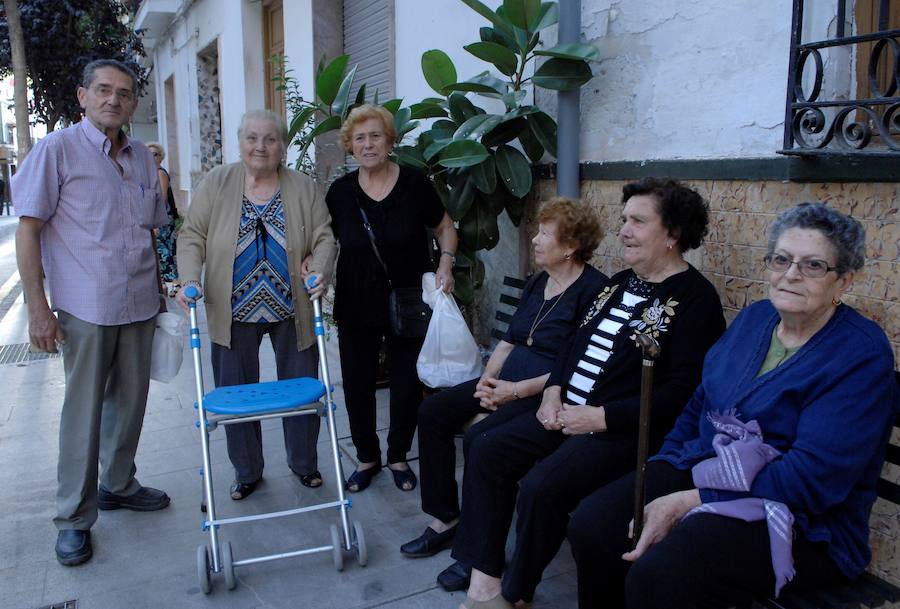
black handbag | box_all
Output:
[358,205,432,337]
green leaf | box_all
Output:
[382,98,403,115]
[444,82,508,97]
[465,71,510,97]
[288,106,317,141]
[494,144,532,198]
[409,102,448,119]
[354,83,367,106]
[424,138,452,161]
[331,64,358,118]
[394,107,415,142]
[503,105,539,120]
[430,119,460,141]
[422,50,458,95]
[301,115,342,146]
[446,174,477,220]
[459,0,515,38]
[315,55,349,106]
[502,90,527,111]
[517,122,544,163]
[471,155,497,193]
[438,140,490,168]
[503,0,541,31]
[394,145,428,170]
[460,198,501,251]
[422,97,448,106]
[448,93,480,125]
[526,112,557,157]
[464,42,518,76]
[482,117,527,147]
[373,88,380,105]
[506,196,525,226]
[454,114,502,141]
[535,42,601,62]
[479,26,517,52]
[533,2,559,31]
[532,58,593,90]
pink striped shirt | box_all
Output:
[12,119,169,325]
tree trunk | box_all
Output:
[4,0,32,162]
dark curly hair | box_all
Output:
[621,178,710,253]
[537,197,604,262]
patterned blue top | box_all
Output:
[232,191,293,322]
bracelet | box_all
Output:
[513,382,519,399]
[440,250,456,264]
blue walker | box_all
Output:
[184,280,365,593]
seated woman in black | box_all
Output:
[450,178,726,609]
[399,197,607,578]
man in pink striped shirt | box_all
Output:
[13,59,172,567]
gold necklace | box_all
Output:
[526,283,570,346]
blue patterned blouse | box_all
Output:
[231,191,293,322]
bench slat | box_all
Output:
[884,443,900,468]
[499,293,521,308]
[503,276,526,289]
[490,328,507,341]
[495,311,514,324]
[876,478,900,505]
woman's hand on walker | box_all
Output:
[622,489,701,562]
[175,283,203,312]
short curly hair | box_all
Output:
[537,197,604,262]
[621,178,710,252]
[340,104,397,153]
[767,202,865,275]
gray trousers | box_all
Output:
[210,319,321,483]
[54,311,156,531]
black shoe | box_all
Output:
[55,529,92,566]
[401,524,457,558]
[345,465,382,493]
[230,478,261,500]
[437,560,471,592]
[97,485,171,511]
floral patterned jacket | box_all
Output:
[548,265,726,447]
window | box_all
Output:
[782,0,900,156]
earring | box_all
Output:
[832,296,842,306]
[564,253,571,260]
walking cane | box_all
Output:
[632,334,660,549]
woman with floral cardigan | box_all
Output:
[447,178,726,609]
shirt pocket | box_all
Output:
[132,182,159,230]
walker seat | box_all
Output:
[203,377,326,416]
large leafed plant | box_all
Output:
[285,0,599,304]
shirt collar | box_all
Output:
[79,118,132,155]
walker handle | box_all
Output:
[306,275,318,293]
[184,285,200,308]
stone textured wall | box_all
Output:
[531,178,899,363]
[528,176,899,585]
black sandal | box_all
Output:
[298,470,323,488]
[344,465,381,493]
[230,478,261,500]
[388,464,417,491]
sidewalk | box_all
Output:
[0,264,577,609]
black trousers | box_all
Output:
[567,462,846,609]
[211,319,321,484]
[500,431,637,602]
[417,379,541,524]
[451,408,582,577]
[338,325,424,464]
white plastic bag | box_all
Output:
[150,312,184,383]
[416,272,483,388]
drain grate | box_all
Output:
[0,342,61,365]
[35,602,77,609]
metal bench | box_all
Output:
[755,371,900,609]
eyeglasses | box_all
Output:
[91,84,135,102]
[764,253,838,278]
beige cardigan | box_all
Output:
[177,162,337,350]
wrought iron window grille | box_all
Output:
[782,0,900,157]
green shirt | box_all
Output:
[756,326,801,377]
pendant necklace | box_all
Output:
[526,282,570,346]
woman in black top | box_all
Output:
[399,198,608,567]
[450,178,726,609]
[324,104,457,493]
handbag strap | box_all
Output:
[357,204,393,287]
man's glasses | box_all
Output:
[764,253,838,278]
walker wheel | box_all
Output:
[197,544,211,594]
[222,541,236,590]
[330,524,344,571]
[352,521,367,567]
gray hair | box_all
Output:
[238,110,290,153]
[767,202,866,274]
[82,59,139,95]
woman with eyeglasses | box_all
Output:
[146,142,180,296]
[566,202,898,609]
[176,110,337,499]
